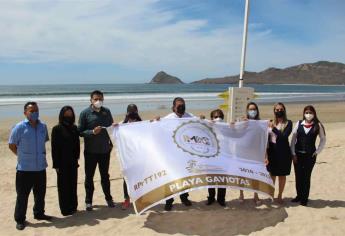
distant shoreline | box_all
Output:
[1,83,345,86]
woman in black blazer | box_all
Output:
[51,106,80,216]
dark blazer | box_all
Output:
[51,124,80,169]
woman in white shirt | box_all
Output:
[290,105,326,206]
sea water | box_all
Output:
[0,83,344,119]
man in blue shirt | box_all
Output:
[78,90,115,211]
[8,102,52,230]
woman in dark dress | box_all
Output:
[51,106,80,216]
[267,102,292,204]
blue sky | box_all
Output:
[0,0,344,85]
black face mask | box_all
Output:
[128,111,139,120]
[176,104,185,115]
[62,116,74,126]
[275,111,285,118]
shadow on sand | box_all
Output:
[144,199,287,236]
[26,203,134,229]
[143,198,345,236]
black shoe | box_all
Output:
[182,199,192,206]
[62,211,73,216]
[291,197,300,203]
[16,222,26,230]
[217,200,226,207]
[34,214,52,221]
[107,200,115,208]
[164,203,173,211]
[300,200,308,206]
[206,197,215,205]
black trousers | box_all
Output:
[57,167,78,215]
[208,188,226,202]
[84,152,112,204]
[123,180,129,200]
[15,170,46,223]
[294,153,316,203]
[166,193,189,205]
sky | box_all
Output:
[0,0,344,85]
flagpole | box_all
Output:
[239,0,250,88]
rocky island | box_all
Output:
[149,71,184,84]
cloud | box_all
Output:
[0,0,344,82]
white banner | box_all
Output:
[113,119,273,215]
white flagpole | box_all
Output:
[239,0,250,88]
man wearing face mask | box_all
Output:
[162,97,194,211]
[78,90,115,211]
[8,102,52,230]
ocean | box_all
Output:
[1,83,344,119]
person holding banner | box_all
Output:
[206,109,227,206]
[78,90,115,211]
[163,97,193,211]
[120,104,142,210]
[290,105,326,206]
[267,102,292,204]
[238,102,262,205]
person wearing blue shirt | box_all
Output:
[8,102,52,231]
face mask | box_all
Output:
[176,104,185,115]
[275,110,285,118]
[248,110,257,119]
[28,112,39,121]
[128,111,139,120]
[213,118,224,122]
[304,114,314,121]
[93,100,103,109]
[62,116,74,126]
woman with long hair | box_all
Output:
[120,104,142,210]
[238,102,263,205]
[51,106,80,216]
[267,102,292,204]
[290,105,326,206]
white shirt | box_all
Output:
[290,120,326,156]
[163,112,195,119]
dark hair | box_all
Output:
[90,90,104,98]
[58,106,76,124]
[273,102,288,124]
[173,97,185,107]
[246,102,260,120]
[210,109,224,120]
[123,112,142,123]
[127,104,138,113]
[302,105,326,136]
[123,104,142,123]
[24,101,37,111]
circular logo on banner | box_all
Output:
[173,121,220,158]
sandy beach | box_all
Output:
[0,101,344,236]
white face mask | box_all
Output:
[93,100,103,109]
[247,110,257,119]
[304,113,314,121]
[213,118,224,122]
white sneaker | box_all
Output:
[86,203,93,211]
